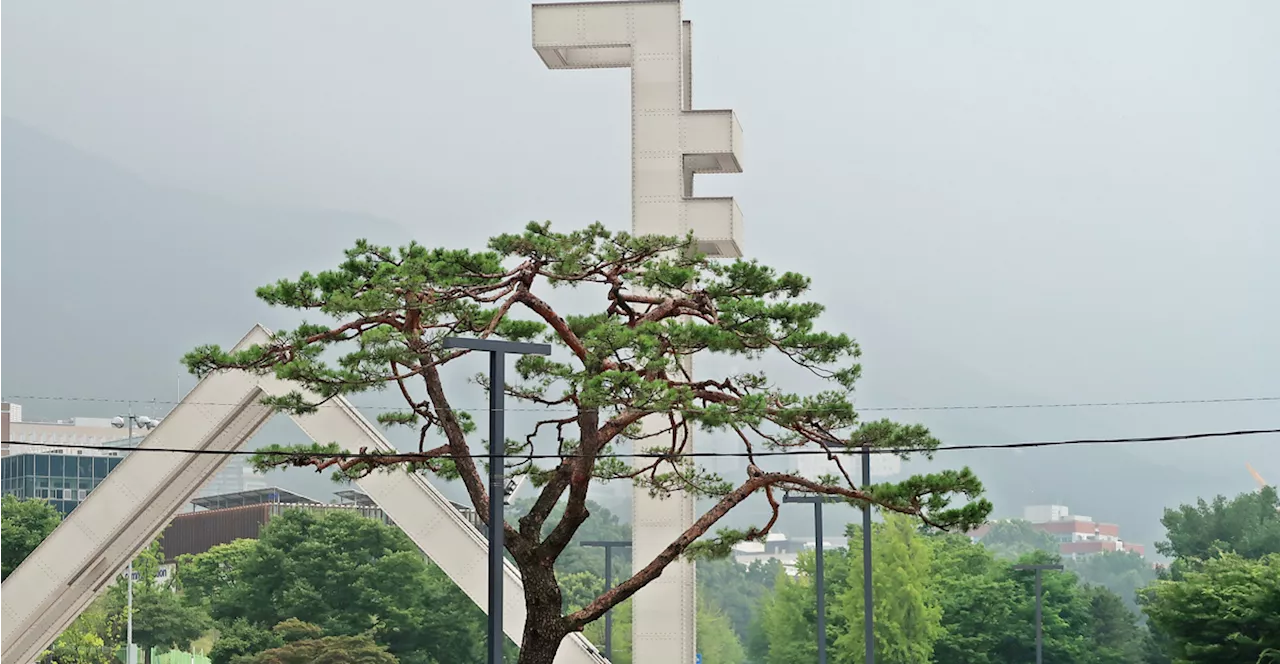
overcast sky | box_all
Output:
[4,1,1278,524]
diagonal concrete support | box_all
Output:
[1,325,605,664]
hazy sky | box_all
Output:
[4,1,1278,529]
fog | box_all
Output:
[3,0,1277,554]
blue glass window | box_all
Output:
[35,455,48,475]
[108,458,121,471]
[94,457,109,477]
[49,455,64,476]
[79,457,93,477]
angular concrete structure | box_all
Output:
[533,2,745,660]
[1,326,605,664]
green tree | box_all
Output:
[184,224,990,664]
[1157,486,1280,562]
[38,597,116,664]
[1083,585,1146,664]
[209,620,282,664]
[582,599,633,664]
[697,557,782,644]
[182,510,484,664]
[756,564,822,664]
[1066,551,1157,613]
[927,533,1024,664]
[237,634,398,664]
[177,539,258,619]
[2,494,62,580]
[929,535,1147,664]
[1140,553,1280,663]
[105,541,211,663]
[835,514,942,664]
[695,597,746,664]
[978,519,1060,560]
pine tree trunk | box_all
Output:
[516,564,571,664]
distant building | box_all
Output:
[730,533,847,576]
[160,487,483,562]
[970,504,1145,558]
[0,402,152,514]
[1,447,130,515]
[2,401,141,458]
[196,455,268,500]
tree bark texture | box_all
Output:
[516,563,571,664]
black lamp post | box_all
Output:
[781,494,834,664]
[580,540,631,661]
[1012,563,1064,664]
[784,444,876,664]
[442,337,552,664]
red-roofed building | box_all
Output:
[970,504,1144,559]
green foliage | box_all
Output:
[210,620,282,664]
[1156,486,1280,561]
[697,558,783,646]
[1084,585,1147,664]
[696,597,747,664]
[39,596,117,664]
[977,519,1060,560]
[1066,551,1157,614]
[755,526,1150,664]
[182,222,987,526]
[182,222,991,661]
[928,533,1026,664]
[104,540,212,657]
[835,514,942,663]
[235,634,398,664]
[1141,553,1280,663]
[581,600,632,664]
[180,510,485,664]
[272,619,325,644]
[2,494,62,580]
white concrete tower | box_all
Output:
[533,2,744,660]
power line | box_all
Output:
[3,393,1278,414]
[4,427,1277,461]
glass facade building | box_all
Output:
[0,452,123,515]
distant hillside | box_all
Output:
[2,118,410,406]
[1,118,414,501]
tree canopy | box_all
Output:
[2,494,62,580]
[1141,553,1280,663]
[182,223,991,662]
[753,526,1150,664]
[179,509,485,664]
[1156,485,1280,562]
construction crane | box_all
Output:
[1247,462,1268,489]
[1246,463,1280,513]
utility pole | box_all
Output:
[581,540,632,661]
[1013,563,1064,664]
[442,337,552,664]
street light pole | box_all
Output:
[442,337,552,664]
[1013,563,1064,664]
[126,560,134,664]
[108,406,160,664]
[861,444,874,664]
[581,540,632,661]
[124,406,136,664]
[782,494,833,664]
